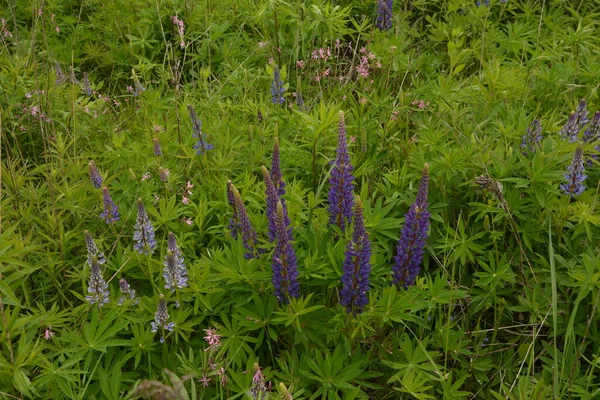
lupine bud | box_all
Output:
[262,166,291,242]
[227,181,260,258]
[271,66,285,105]
[271,137,286,197]
[100,187,120,224]
[340,196,371,314]
[133,198,157,255]
[560,147,586,197]
[153,138,162,156]
[272,201,300,302]
[159,167,170,182]
[85,256,110,307]
[188,105,213,155]
[392,164,430,289]
[81,72,92,96]
[88,161,103,189]
[328,111,355,231]
[132,69,145,96]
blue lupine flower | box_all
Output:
[340,196,371,314]
[84,230,106,267]
[328,111,355,231]
[227,181,260,259]
[271,66,285,105]
[560,147,586,197]
[521,119,543,153]
[272,201,300,302]
[188,104,213,155]
[81,72,92,96]
[560,100,589,142]
[151,294,175,343]
[476,0,490,6]
[118,278,137,306]
[86,255,110,307]
[393,164,430,289]
[163,232,188,291]
[100,187,120,224]
[88,161,102,189]
[133,198,157,255]
[376,0,393,30]
[271,137,286,198]
[583,111,600,164]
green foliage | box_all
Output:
[1,0,600,398]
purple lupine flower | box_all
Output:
[81,72,92,96]
[153,137,162,156]
[560,147,586,197]
[100,187,120,224]
[227,181,260,259]
[271,66,285,105]
[560,100,589,142]
[84,230,106,267]
[226,180,240,238]
[583,111,600,164]
[271,137,286,198]
[188,104,213,155]
[392,164,430,289]
[85,255,110,307]
[55,63,67,85]
[262,165,292,243]
[328,111,355,231]
[88,160,103,189]
[163,232,188,291]
[521,119,543,153]
[476,0,490,6]
[150,294,175,343]
[133,198,157,255]
[272,201,300,302]
[376,0,393,31]
[340,196,371,314]
[117,278,137,306]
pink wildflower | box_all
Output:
[43,327,55,340]
[199,374,211,387]
[181,197,190,205]
[141,172,151,181]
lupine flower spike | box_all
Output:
[521,119,543,153]
[262,166,291,242]
[392,164,430,289]
[227,181,260,259]
[271,137,286,197]
[88,160,103,189]
[153,138,162,156]
[188,105,213,155]
[151,294,175,343]
[340,196,371,314]
[560,146,586,198]
[100,187,120,224]
[134,198,157,255]
[271,66,285,105]
[376,0,393,31]
[583,112,600,164]
[81,72,92,96]
[163,232,188,291]
[272,201,300,302]
[250,363,268,399]
[86,256,110,307]
[328,111,355,231]
[84,230,106,267]
[118,278,137,305]
[560,100,589,142]
[132,69,145,96]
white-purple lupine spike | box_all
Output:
[85,256,110,307]
[88,160,103,189]
[100,187,120,224]
[84,230,106,267]
[560,147,586,197]
[133,198,157,255]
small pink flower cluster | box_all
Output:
[50,13,60,33]
[356,47,379,79]
[171,16,185,48]
[411,99,430,109]
[1,18,12,38]
[198,327,227,388]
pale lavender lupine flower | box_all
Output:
[188,105,213,155]
[151,294,175,343]
[117,278,137,305]
[560,146,586,197]
[133,198,157,255]
[84,230,106,267]
[153,138,162,156]
[100,187,120,224]
[88,160,103,189]
[163,232,188,291]
[271,66,285,105]
[86,256,110,307]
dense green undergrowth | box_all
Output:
[1,0,600,398]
